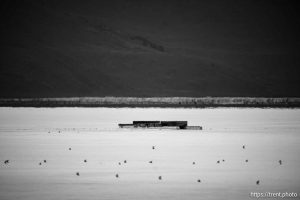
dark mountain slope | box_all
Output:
[0,0,299,97]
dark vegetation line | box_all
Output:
[0,97,299,108]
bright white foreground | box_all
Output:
[0,108,300,200]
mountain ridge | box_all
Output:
[1,0,299,97]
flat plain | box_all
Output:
[0,107,299,200]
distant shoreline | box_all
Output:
[0,97,300,108]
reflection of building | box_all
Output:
[119,121,202,130]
